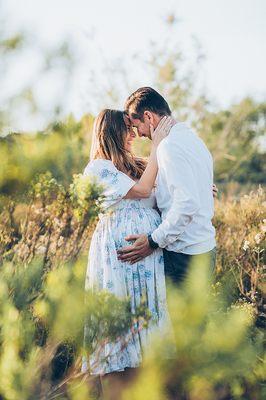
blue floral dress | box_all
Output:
[81,159,170,375]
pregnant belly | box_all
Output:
[95,207,161,248]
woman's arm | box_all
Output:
[124,145,158,199]
[124,117,175,199]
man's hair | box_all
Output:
[125,87,171,121]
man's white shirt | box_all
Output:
[152,121,216,255]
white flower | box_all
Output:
[254,234,262,244]
[36,245,46,255]
[243,240,250,251]
[58,236,64,247]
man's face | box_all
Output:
[129,113,152,139]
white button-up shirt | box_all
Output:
[152,122,216,255]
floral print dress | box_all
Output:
[81,159,169,375]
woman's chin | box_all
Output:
[125,144,133,152]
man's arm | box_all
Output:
[151,147,200,248]
[117,144,201,263]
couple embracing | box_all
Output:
[81,87,216,395]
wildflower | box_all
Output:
[258,185,264,196]
[58,236,64,247]
[254,233,262,244]
[36,245,46,255]
[242,240,250,251]
[53,217,61,227]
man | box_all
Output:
[117,87,216,285]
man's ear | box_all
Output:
[143,111,154,124]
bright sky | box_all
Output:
[2,0,266,131]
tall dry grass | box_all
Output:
[214,186,265,327]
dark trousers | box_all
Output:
[163,247,216,287]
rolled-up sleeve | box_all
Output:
[151,146,200,248]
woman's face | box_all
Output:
[123,114,137,152]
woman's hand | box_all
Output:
[151,116,176,147]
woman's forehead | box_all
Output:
[123,114,132,128]
[123,113,130,122]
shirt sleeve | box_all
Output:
[83,159,136,209]
[151,144,200,248]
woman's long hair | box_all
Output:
[90,109,146,180]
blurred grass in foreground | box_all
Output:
[0,254,264,400]
[122,256,264,400]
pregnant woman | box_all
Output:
[81,109,174,398]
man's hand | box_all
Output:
[117,234,153,264]
[212,183,218,198]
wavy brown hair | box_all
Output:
[90,109,147,180]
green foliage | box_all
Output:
[0,257,147,400]
[0,252,264,399]
[69,173,104,223]
[0,114,94,197]
[199,98,266,184]
[122,257,264,400]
